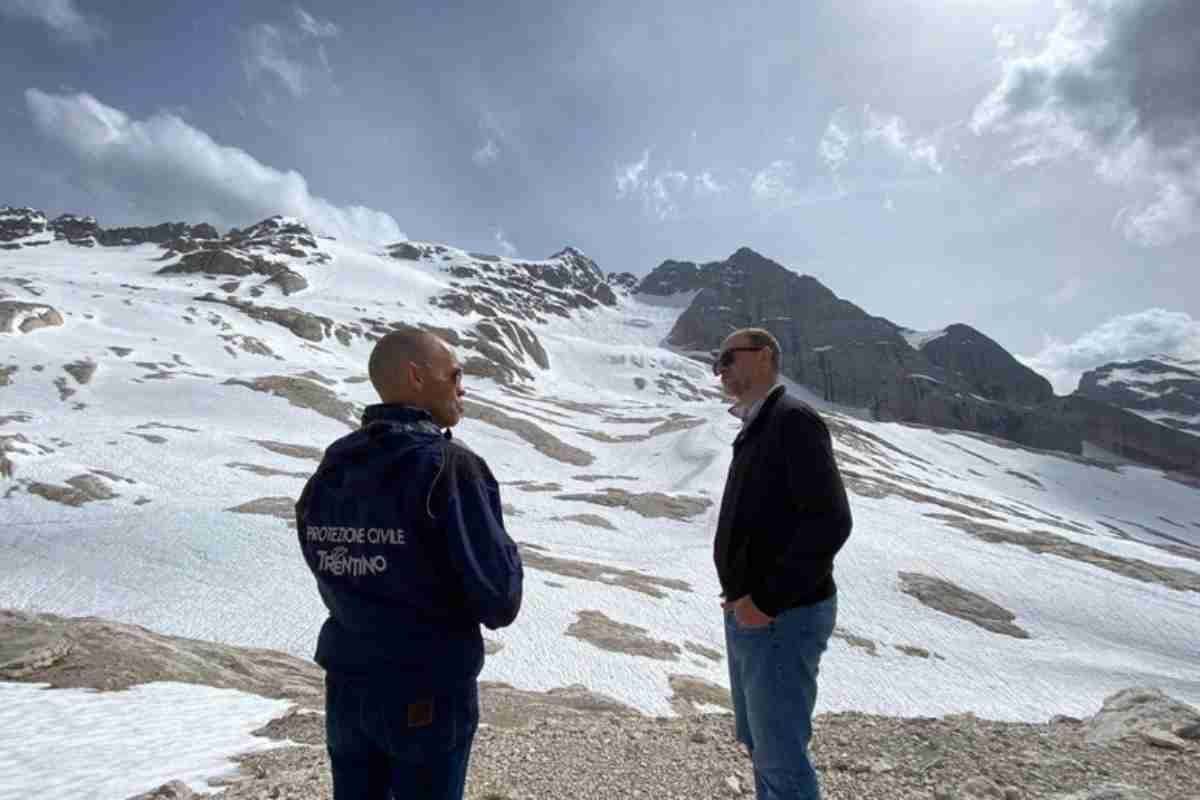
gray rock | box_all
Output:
[0,301,64,334]
[49,213,101,244]
[898,571,1030,638]
[1085,687,1200,746]
[263,268,308,295]
[1045,394,1200,479]
[1048,784,1156,800]
[387,242,424,260]
[0,609,323,699]
[159,249,255,276]
[0,206,51,244]
[1076,356,1200,436]
[126,780,196,799]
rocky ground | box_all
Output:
[139,693,1199,800]
[3,611,1197,800]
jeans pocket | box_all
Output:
[381,685,479,761]
[380,694,458,760]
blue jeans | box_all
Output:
[725,595,837,800]
[325,676,479,800]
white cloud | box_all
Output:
[242,10,339,99]
[615,152,722,220]
[616,151,650,197]
[473,139,499,166]
[0,0,104,43]
[694,171,725,197]
[863,107,943,174]
[815,106,944,201]
[650,171,689,220]
[1020,308,1200,393]
[751,160,800,207]
[991,24,1020,52]
[818,119,850,171]
[293,7,339,38]
[25,89,403,244]
[470,111,509,167]
[884,195,895,213]
[244,24,307,97]
[494,228,517,257]
[973,0,1200,247]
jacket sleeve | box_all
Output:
[751,407,852,617]
[439,447,524,630]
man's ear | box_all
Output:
[406,361,424,389]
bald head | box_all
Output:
[368,328,466,427]
[369,329,441,403]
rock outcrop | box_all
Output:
[0,207,53,248]
[1076,356,1200,437]
[1044,394,1200,478]
[0,609,322,699]
[0,301,64,334]
[384,243,622,383]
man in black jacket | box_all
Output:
[296,329,523,800]
[713,327,851,800]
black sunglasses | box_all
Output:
[713,346,764,374]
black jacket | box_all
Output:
[713,386,852,616]
[295,404,523,695]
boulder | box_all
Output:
[0,301,64,334]
[158,249,255,276]
[1084,687,1200,746]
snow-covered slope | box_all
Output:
[2,221,1199,742]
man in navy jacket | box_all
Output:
[296,328,523,800]
[713,327,852,800]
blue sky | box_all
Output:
[3,0,1198,391]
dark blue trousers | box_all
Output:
[325,675,479,800]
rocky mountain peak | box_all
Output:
[549,246,605,284]
[919,323,1054,406]
[653,247,1081,454]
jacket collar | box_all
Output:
[361,403,450,439]
[732,384,786,448]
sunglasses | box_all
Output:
[713,346,764,374]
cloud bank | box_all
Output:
[1020,308,1200,393]
[973,0,1200,247]
[25,89,403,243]
[0,0,104,44]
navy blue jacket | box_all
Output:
[295,404,523,695]
[714,387,852,616]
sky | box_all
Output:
[2,0,1198,392]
